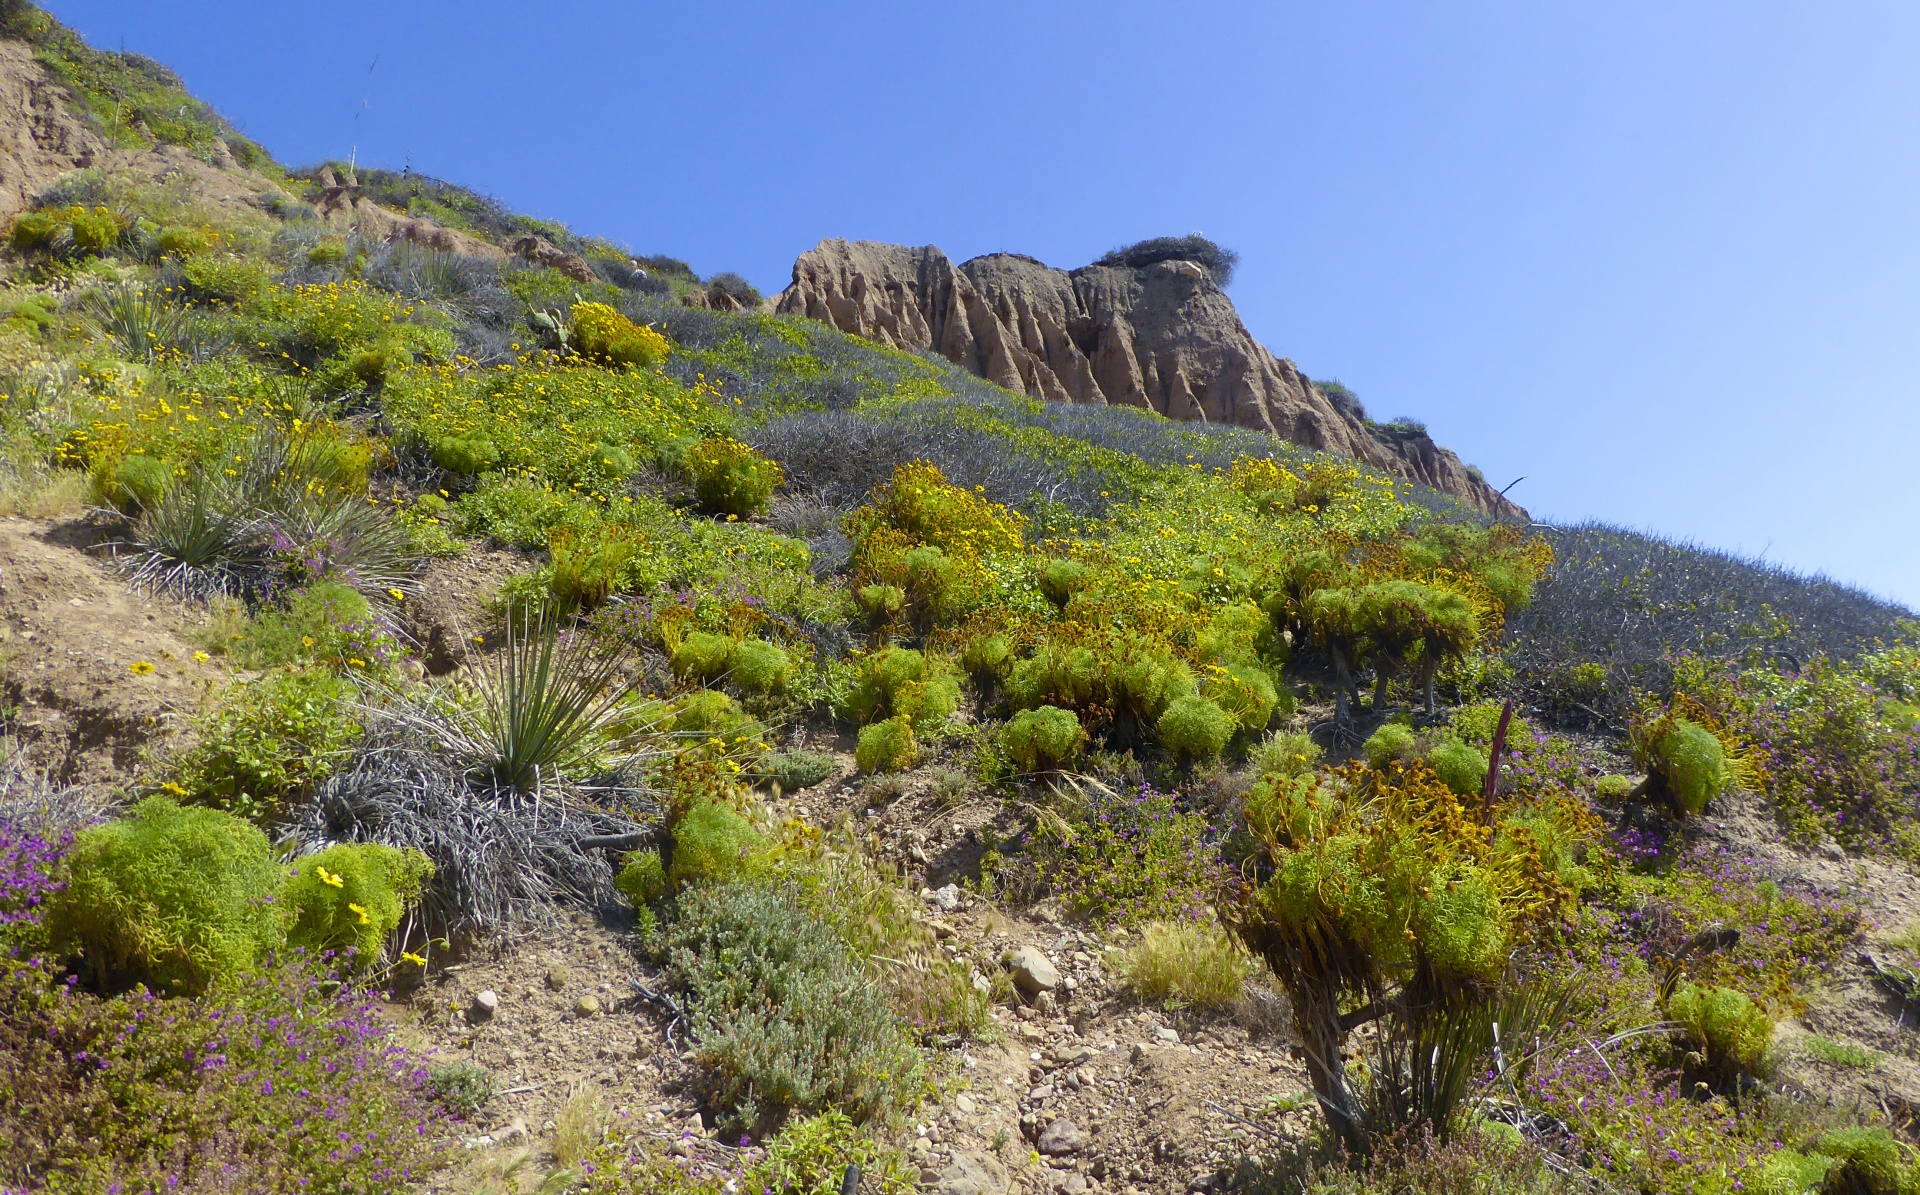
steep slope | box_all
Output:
[776,237,1522,517]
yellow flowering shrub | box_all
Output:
[569,301,669,368]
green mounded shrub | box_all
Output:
[1755,1150,1836,1195]
[662,879,925,1134]
[616,850,668,907]
[755,750,836,793]
[960,633,1012,680]
[1667,982,1773,1080]
[214,582,388,671]
[668,689,764,747]
[431,435,501,476]
[843,646,960,730]
[1002,705,1084,773]
[108,453,172,512]
[685,436,783,517]
[7,204,122,257]
[856,716,919,774]
[425,1063,499,1120]
[1039,558,1090,608]
[1813,1127,1910,1195]
[1363,722,1418,769]
[1451,700,1532,746]
[730,638,792,695]
[284,843,433,967]
[672,630,736,682]
[46,798,286,994]
[1642,717,1729,815]
[1158,695,1234,761]
[1594,774,1638,801]
[1408,866,1509,981]
[166,668,362,821]
[1249,729,1323,779]
[670,803,765,888]
[1426,738,1490,797]
[1203,660,1281,734]
[180,255,269,305]
[855,583,904,628]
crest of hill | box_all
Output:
[775,236,1521,517]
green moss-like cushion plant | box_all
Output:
[432,435,501,476]
[672,630,736,682]
[1642,716,1729,814]
[47,797,287,994]
[1203,660,1281,735]
[1813,1127,1910,1195]
[1002,705,1084,773]
[670,802,765,888]
[684,436,783,517]
[856,715,919,774]
[755,750,836,793]
[1363,722,1417,769]
[843,646,960,730]
[1755,1150,1836,1195]
[1426,737,1490,797]
[730,638,792,695]
[285,843,433,967]
[1667,981,1773,1080]
[616,849,668,906]
[1158,695,1234,762]
[1039,558,1090,608]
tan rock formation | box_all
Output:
[776,238,1521,517]
[0,39,101,218]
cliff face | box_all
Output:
[775,238,1521,518]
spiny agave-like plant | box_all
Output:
[121,473,264,598]
[1223,759,1594,1152]
[76,285,192,362]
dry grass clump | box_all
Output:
[1118,920,1255,1009]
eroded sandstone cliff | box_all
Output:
[775,238,1521,517]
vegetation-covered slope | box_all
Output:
[0,7,1917,1195]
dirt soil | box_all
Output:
[0,514,221,785]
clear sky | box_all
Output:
[43,1,1920,608]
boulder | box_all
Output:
[935,1152,1011,1195]
[1037,1117,1089,1155]
[1006,944,1060,994]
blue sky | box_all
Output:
[46,1,1920,607]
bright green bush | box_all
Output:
[1813,1127,1909,1195]
[1158,695,1234,761]
[1667,982,1772,1079]
[1040,558,1090,608]
[284,843,433,967]
[843,646,960,730]
[855,582,904,627]
[960,632,1012,680]
[107,453,172,512]
[1203,660,1281,734]
[165,668,362,822]
[1755,1150,1835,1195]
[685,436,783,517]
[8,204,122,256]
[1594,774,1637,801]
[662,879,925,1134]
[672,630,737,682]
[855,716,919,774]
[432,435,501,476]
[46,798,287,994]
[1249,729,1323,779]
[1363,722,1418,768]
[616,849,668,906]
[669,689,763,745]
[670,802,765,888]
[1002,705,1084,773]
[1426,738,1489,797]
[181,255,269,305]
[730,638,792,694]
[1641,717,1729,815]
[1118,921,1253,1009]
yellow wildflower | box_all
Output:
[316,866,345,889]
[129,661,155,675]
[347,902,371,925]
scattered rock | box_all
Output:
[495,1117,529,1145]
[1154,1026,1181,1044]
[912,1136,937,1158]
[929,919,957,939]
[1038,1118,1089,1156]
[955,1094,976,1114]
[470,990,499,1022]
[573,995,601,1017]
[934,883,962,911]
[935,1151,1011,1195]
[1007,945,1061,994]
[545,967,570,991]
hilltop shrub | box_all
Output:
[1002,705,1084,773]
[730,638,792,694]
[662,879,925,1134]
[1667,982,1773,1081]
[685,436,783,517]
[1202,659,1281,734]
[570,300,669,368]
[1249,729,1324,779]
[755,750,836,793]
[673,630,737,682]
[998,783,1229,926]
[1157,695,1234,761]
[1427,738,1489,797]
[616,849,668,907]
[856,716,919,774]
[284,843,433,966]
[844,646,960,729]
[8,204,122,257]
[45,798,286,995]
[432,434,500,475]
[1813,1128,1911,1195]
[1040,558,1090,607]
[670,802,764,888]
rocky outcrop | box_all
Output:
[0,40,102,218]
[310,166,507,260]
[776,239,1520,517]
